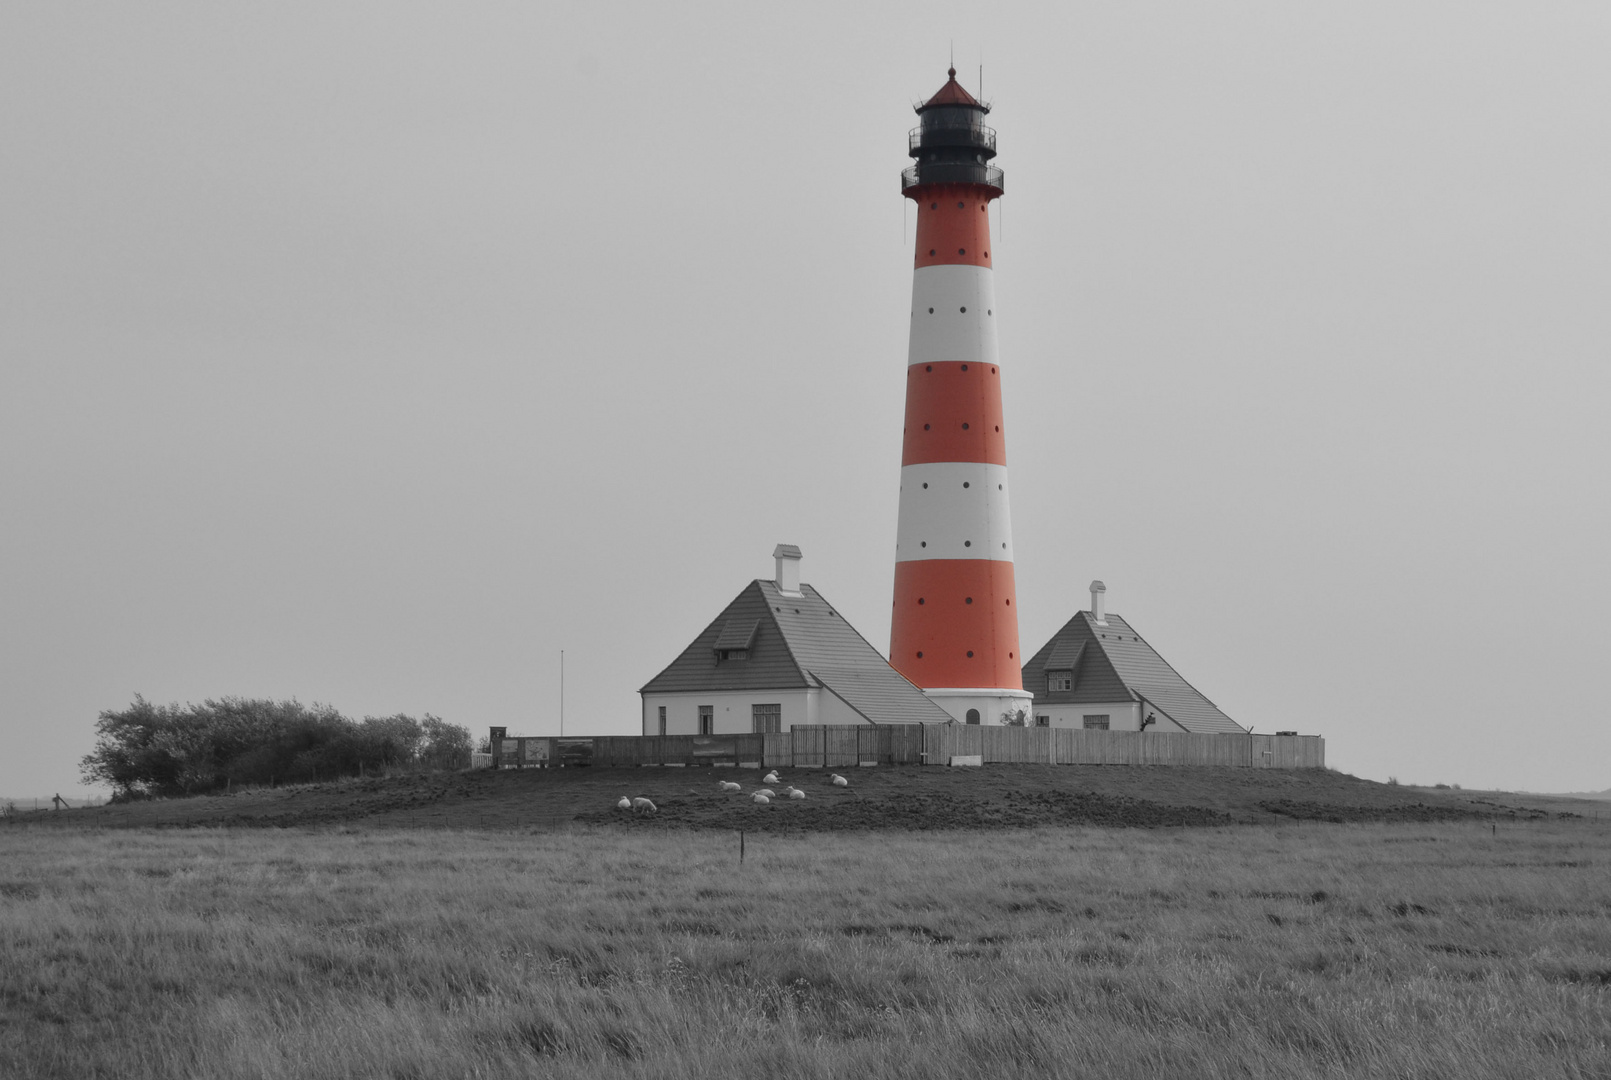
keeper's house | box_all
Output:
[1021,581,1246,734]
[640,546,952,735]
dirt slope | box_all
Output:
[9,765,1592,833]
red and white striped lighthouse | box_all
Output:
[890,68,1033,727]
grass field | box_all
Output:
[4,816,1608,1078]
[9,762,1593,832]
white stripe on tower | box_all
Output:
[908,265,1000,366]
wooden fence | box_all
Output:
[919,728,1325,768]
[494,727,1323,770]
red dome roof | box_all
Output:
[920,67,983,110]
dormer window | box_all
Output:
[713,617,760,663]
[1047,670,1073,693]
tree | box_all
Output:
[80,695,192,797]
[1000,707,1029,727]
[419,714,472,771]
[79,696,473,797]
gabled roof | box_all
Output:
[1022,612,1245,734]
[641,580,953,724]
[919,67,985,111]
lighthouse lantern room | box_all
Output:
[890,68,1034,726]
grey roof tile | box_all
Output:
[641,580,951,724]
[1021,611,1245,734]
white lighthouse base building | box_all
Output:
[922,687,1036,727]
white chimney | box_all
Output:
[773,544,803,596]
[1090,580,1107,625]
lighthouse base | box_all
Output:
[922,687,1036,727]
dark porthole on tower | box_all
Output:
[959,249,966,256]
[962,423,970,431]
[964,540,971,547]
[965,597,973,604]
[918,598,925,605]
[928,307,934,314]
[967,651,974,658]
[916,651,923,658]
[922,482,928,489]
[923,423,930,430]
[957,202,965,209]
[961,363,968,370]
[962,481,970,488]
[929,249,936,256]
[926,364,933,371]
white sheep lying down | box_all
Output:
[616,797,632,809]
[751,792,771,805]
[718,781,742,792]
[830,774,849,787]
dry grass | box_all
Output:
[2,820,1608,1078]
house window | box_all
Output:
[965,708,980,725]
[657,706,666,737]
[752,703,781,734]
[1082,714,1110,730]
[1035,715,1050,727]
[1047,670,1072,692]
[699,705,713,735]
[719,649,748,661]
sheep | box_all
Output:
[830,774,849,787]
[616,797,632,809]
[781,785,801,797]
[788,788,806,800]
[718,781,742,793]
[761,770,781,785]
[631,797,657,815]
[753,788,776,799]
[751,793,771,805]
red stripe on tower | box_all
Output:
[890,68,1032,727]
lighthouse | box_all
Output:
[890,68,1034,727]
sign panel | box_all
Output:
[554,738,593,766]
[690,736,739,759]
[523,739,550,764]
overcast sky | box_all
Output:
[3,2,1608,799]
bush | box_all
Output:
[80,696,474,798]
